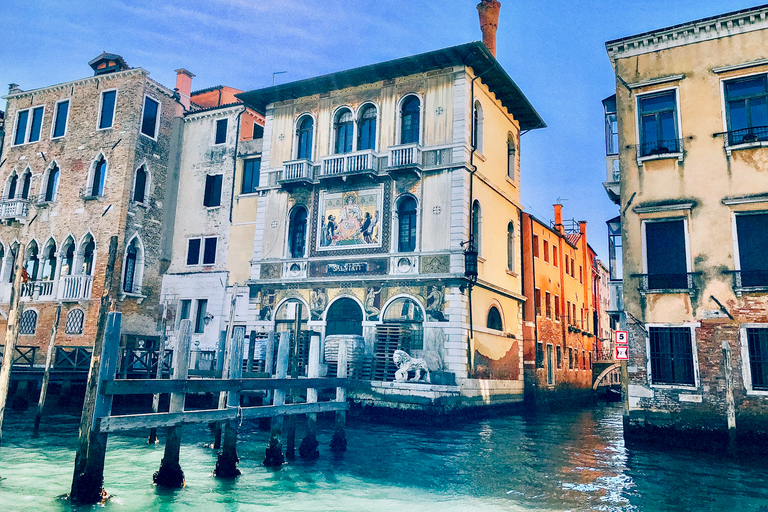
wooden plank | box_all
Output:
[103,377,347,395]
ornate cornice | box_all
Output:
[607,4,768,60]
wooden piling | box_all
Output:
[299,334,321,460]
[213,285,239,449]
[148,302,168,444]
[0,242,27,444]
[214,325,244,478]
[330,337,348,453]
[153,319,191,488]
[69,311,122,504]
[246,330,256,373]
[264,331,290,468]
[33,304,62,435]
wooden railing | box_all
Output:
[0,345,38,367]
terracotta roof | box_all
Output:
[565,233,582,246]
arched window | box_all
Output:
[296,116,314,160]
[288,206,308,258]
[80,235,95,275]
[487,306,503,331]
[91,156,107,196]
[5,243,18,284]
[24,241,40,281]
[358,104,377,151]
[44,165,59,202]
[507,222,515,272]
[397,196,417,252]
[382,297,424,350]
[334,108,354,154]
[274,299,309,333]
[65,308,85,335]
[472,200,482,256]
[20,171,31,200]
[507,134,516,180]
[400,96,420,144]
[326,298,363,336]
[61,237,75,276]
[42,239,57,281]
[473,101,484,153]
[123,238,139,293]
[133,165,148,203]
[7,174,18,199]
[19,309,38,335]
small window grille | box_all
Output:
[65,308,85,334]
[19,309,38,335]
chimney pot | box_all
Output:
[477,0,501,57]
[175,68,195,111]
[553,204,564,234]
[8,83,21,94]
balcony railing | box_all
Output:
[0,199,30,220]
[636,138,682,159]
[723,126,768,146]
[725,269,768,293]
[58,275,93,301]
[320,150,377,178]
[0,345,38,367]
[280,159,314,183]
[633,272,699,293]
[387,143,422,168]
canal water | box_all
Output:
[1,404,767,511]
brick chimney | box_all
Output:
[579,220,587,236]
[175,68,195,110]
[8,83,21,95]
[477,0,501,57]
[553,203,564,234]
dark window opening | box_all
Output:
[400,96,420,144]
[398,197,417,252]
[91,157,107,196]
[487,306,503,331]
[141,97,160,138]
[65,308,85,335]
[53,101,69,138]
[747,328,768,390]
[123,240,138,293]
[179,300,191,322]
[20,173,31,200]
[215,119,227,144]
[99,90,117,129]
[241,158,261,194]
[186,238,201,265]
[133,166,147,203]
[45,166,59,202]
[82,238,95,275]
[326,298,364,336]
[638,91,679,156]
[725,75,768,145]
[645,219,687,290]
[358,105,377,151]
[14,110,29,145]
[507,135,516,180]
[203,174,222,207]
[736,213,768,287]
[28,107,44,143]
[194,299,208,333]
[334,109,354,154]
[288,207,308,258]
[19,310,37,335]
[203,237,217,265]
[253,123,264,139]
[649,326,695,386]
[296,116,314,160]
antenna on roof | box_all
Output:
[272,71,287,86]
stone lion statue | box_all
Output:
[393,349,430,383]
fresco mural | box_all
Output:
[318,187,382,250]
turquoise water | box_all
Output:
[1,405,768,511]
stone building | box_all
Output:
[233,31,545,411]
[0,53,183,354]
[521,205,596,404]
[606,4,768,442]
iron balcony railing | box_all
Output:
[0,199,30,220]
[724,269,768,290]
[723,126,768,146]
[633,272,699,292]
[636,138,682,158]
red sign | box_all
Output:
[616,346,629,360]
[615,330,628,345]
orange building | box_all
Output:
[522,204,596,404]
[189,84,264,141]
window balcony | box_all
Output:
[725,269,768,296]
[635,138,683,163]
[19,280,56,301]
[319,150,379,180]
[0,199,30,221]
[633,272,700,294]
[57,275,93,301]
[720,126,768,155]
[279,159,314,187]
[386,143,422,178]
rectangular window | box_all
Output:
[215,119,227,144]
[194,299,208,334]
[645,219,688,290]
[547,345,554,385]
[241,158,261,194]
[554,296,560,320]
[99,90,117,129]
[52,100,69,138]
[186,238,201,265]
[556,345,562,369]
[570,257,575,277]
[532,234,539,258]
[553,246,558,267]
[179,299,192,322]
[747,327,768,391]
[543,240,549,263]
[253,123,264,139]
[725,75,768,145]
[638,90,679,156]
[534,288,541,316]
[569,347,574,369]
[13,107,44,145]
[202,237,217,265]
[648,326,695,386]
[579,265,583,284]
[140,96,160,138]
[28,106,44,142]
[735,213,768,287]
[203,174,223,207]
[545,291,551,318]
[14,109,29,145]
[566,300,571,323]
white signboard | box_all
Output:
[615,330,628,345]
[616,346,629,360]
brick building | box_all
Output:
[521,204,596,404]
[0,52,183,354]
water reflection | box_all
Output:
[0,405,767,511]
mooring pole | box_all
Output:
[213,284,238,449]
[148,301,168,444]
[246,330,256,374]
[0,242,27,444]
[153,319,191,488]
[264,331,290,467]
[299,334,321,459]
[33,303,62,435]
[330,337,348,453]
[70,236,118,503]
[722,340,737,449]
[214,325,244,478]
[70,311,122,504]
[284,305,302,460]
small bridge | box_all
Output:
[592,361,620,390]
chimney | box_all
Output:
[477,0,501,57]
[553,204,563,234]
[8,83,21,95]
[579,220,587,236]
[175,68,195,111]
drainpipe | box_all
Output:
[229,107,245,224]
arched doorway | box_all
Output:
[374,297,425,381]
[325,298,363,336]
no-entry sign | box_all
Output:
[616,346,629,360]
[615,330,628,345]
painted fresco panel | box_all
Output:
[317,187,383,250]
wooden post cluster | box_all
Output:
[264,332,290,468]
[0,242,27,443]
[330,337,348,453]
[33,305,62,435]
[153,319,191,488]
[214,325,244,478]
[299,334,321,460]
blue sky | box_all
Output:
[0,0,760,258]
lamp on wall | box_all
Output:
[203,313,214,326]
[462,240,478,281]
